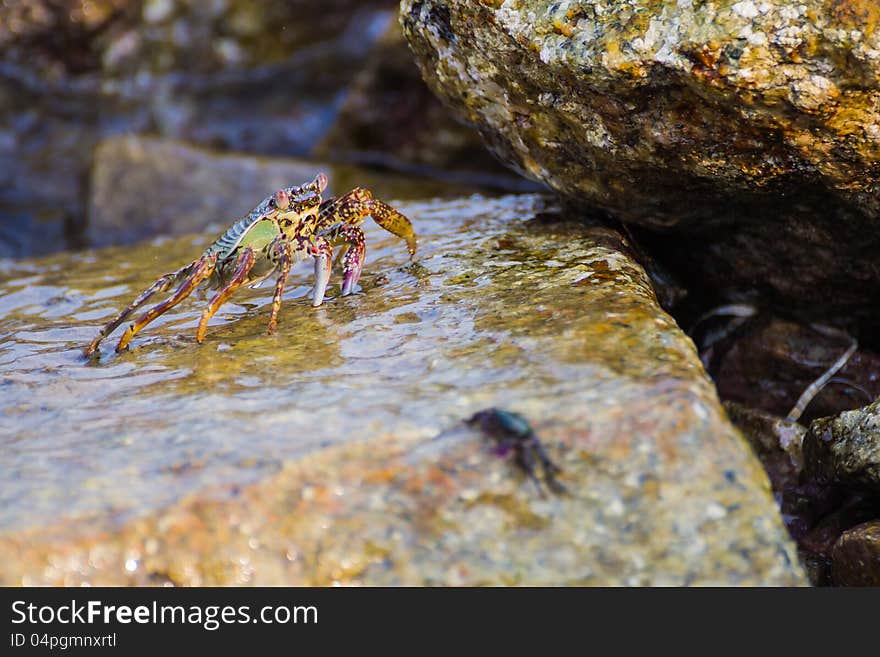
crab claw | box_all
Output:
[340,244,365,296]
[285,173,329,201]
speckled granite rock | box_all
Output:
[831,520,880,586]
[400,0,880,326]
[803,398,880,492]
[0,195,803,585]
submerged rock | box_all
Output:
[400,0,880,327]
[803,398,880,492]
[798,496,878,585]
[0,194,803,585]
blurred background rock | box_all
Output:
[0,0,527,258]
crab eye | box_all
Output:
[314,173,328,193]
[273,189,290,210]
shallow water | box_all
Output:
[0,194,590,531]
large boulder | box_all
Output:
[400,0,880,327]
[0,194,803,585]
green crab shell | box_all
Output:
[206,206,281,261]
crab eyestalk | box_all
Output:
[273,189,290,210]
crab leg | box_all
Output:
[195,248,256,343]
[308,236,333,307]
[323,223,367,296]
[84,261,197,357]
[320,189,417,257]
[266,240,293,335]
[115,253,217,351]
[368,198,417,258]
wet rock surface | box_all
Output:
[87,135,489,247]
[831,520,880,586]
[400,0,880,329]
[0,194,803,585]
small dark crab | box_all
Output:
[466,408,567,495]
[84,173,416,357]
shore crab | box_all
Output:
[84,173,416,357]
[466,408,567,495]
